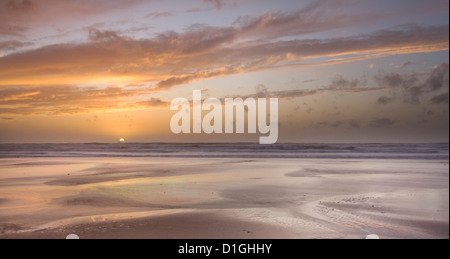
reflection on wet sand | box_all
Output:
[0,157,448,239]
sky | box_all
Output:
[0,0,448,143]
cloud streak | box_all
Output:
[0,0,148,37]
[0,23,447,88]
[430,93,449,104]
[369,118,395,128]
[0,85,168,115]
[0,1,448,117]
[0,40,33,52]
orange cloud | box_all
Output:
[0,2,448,117]
[1,23,447,89]
[0,85,168,116]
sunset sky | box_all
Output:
[0,0,448,143]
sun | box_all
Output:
[119,138,125,142]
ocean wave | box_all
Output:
[0,143,448,159]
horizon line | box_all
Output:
[0,142,448,145]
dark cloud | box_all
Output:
[401,61,413,68]
[375,73,405,88]
[255,84,269,97]
[185,7,205,13]
[302,79,317,83]
[314,121,329,128]
[136,98,169,107]
[374,71,419,103]
[233,88,316,100]
[5,0,34,12]
[204,0,225,10]
[86,115,100,123]
[141,25,238,59]
[348,120,361,128]
[377,96,393,105]
[232,0,382,40]
[430,93,449,104]
[369,118,395,128]
[403,63,449,104]
[405,86,423,104]
[156,67,241,90]
[88,28,124,42]
[263,89,318,99]
[145,11,172,19]
[330,121,344,128]
[313,121,344,129]
[374,63,449,104]
[0,23,28,37]
[0,0,148,37]
[0,1,42,36]
[424,63,449,92]
[0,40,33,52]
[236,75,386,101]
[330,75,359,89]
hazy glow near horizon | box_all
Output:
[0,0,448,143]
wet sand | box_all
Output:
[0,157,448,239]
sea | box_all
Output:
[0,143,448,160]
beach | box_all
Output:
[1,0,448,242]
[0,148,448,239]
